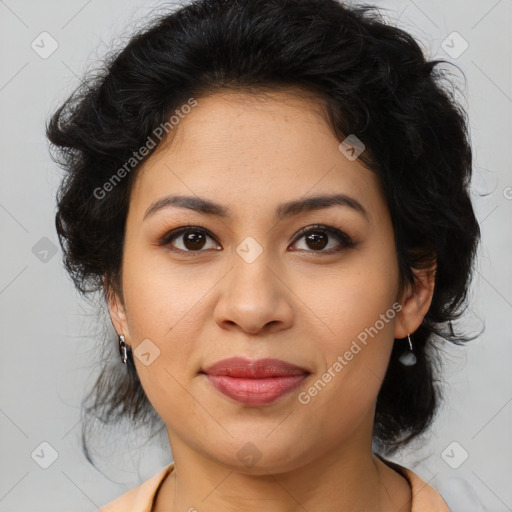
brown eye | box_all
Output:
[303,232,329,250]
[181,231,208,250]
[290,225,355,254]
[161,227,220,253]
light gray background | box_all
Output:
[0,0,511,510]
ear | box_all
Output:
[394,262,436,339]
[103,276,131,341]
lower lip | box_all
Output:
[204,374,308,406]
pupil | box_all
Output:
[307,232,327,250]
[185,232,205,250]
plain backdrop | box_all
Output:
[0,0,511,510]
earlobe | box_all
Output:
[394,263,436,339]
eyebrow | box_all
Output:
[143,193,368,221]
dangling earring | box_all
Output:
[119,334,131,364]
[398,333,417,366]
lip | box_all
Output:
[201,357,310,406]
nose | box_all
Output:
[213,253,294,336]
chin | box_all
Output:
[207,436,313,476]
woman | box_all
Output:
[46,0,480,510]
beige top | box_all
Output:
[98,460,451,512]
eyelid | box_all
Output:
[159,225,220,247]
[291,224,352,242]
[289,224,355,252]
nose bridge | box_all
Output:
[230,235,279,302]
[214,235,293,333]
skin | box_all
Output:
[107,88,435,512]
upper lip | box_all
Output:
[201,357,310,378]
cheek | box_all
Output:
[297,299,398,450]
[305,242,399,352]
[120,251,209,401]
[303,239,400,406]
[121,245,215,340]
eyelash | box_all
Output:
[158,224,356,256]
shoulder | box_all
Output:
[383,458,487,511]
[399,466,451,512]
[377,455,451,512]
[98,463,174,512]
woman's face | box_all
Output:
[109,89,429,473]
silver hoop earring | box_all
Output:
[398,333,417,366]
[119,334,131,364]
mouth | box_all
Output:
[200,357,310,406]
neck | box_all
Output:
[153,433,411,512]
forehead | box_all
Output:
[128,89,385,225]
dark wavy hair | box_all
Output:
[46,0,480,465]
